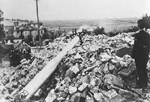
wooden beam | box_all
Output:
[18,36,79,99]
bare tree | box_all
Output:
[0,10,4,22]
[0,10,4,40]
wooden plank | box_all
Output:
[18,36,79,99]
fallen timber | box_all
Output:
[0,36,80,101]
[19,36,79,99]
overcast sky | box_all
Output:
[0,0,150,20]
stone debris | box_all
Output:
[45,89,56,102]
[1,32,150,102]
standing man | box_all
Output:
[132,19,150,92]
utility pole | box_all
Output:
[36,0,40,27]
[35,0,42,46]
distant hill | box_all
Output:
[2,18,139,33]
[41,18,139,32]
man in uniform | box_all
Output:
[132,19,150,92]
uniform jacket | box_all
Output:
[132,30,150,59]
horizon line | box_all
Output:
[4,16,140,22]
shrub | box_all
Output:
[93,27,105,35]
[107,30,120,37]
[123,26,138,33]
[142,14,150,29]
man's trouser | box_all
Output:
[135,56,148,88]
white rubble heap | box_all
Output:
[0,32,150,102]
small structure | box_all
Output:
[2,40,31,67]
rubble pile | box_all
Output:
[0,32,149,101]
[31,37,68,59]
[44,33,140,102]
[0,58,44,97]
[0,37,69,100]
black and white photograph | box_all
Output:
[0,0,150,101]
